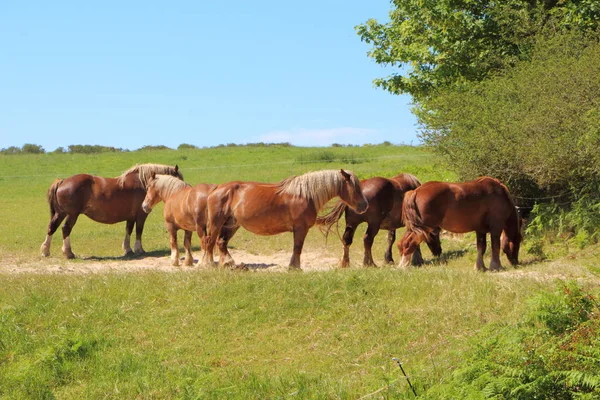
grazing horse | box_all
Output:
[40,164,183,259]
[316,173,442,268]
[398,177,522,271]
[201,169,368,270]
[141,174,237,267]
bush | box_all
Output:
[419,32,600,201]
[21,143,45,154]
[177,143,198,150]
[0,146,22,155]
[68,145,125,154]
[422,282,600,399]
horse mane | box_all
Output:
[152,174,190,198]
[397,173,421,189]
[116,164,182,189]
[276,169,359,211]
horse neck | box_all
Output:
[156,182,187,203]
[119,173,144,189]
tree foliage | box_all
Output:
[356,0,600,101]
[418,32,600,200]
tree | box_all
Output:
[356,0,599,102]
[21,143,45,154]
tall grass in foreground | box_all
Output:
[1,268,541,399]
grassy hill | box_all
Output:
[0,145,598,399]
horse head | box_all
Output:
[502,222,522,266]
[397,230,421,268]
[338,169,368,214]
[142,172,160,214]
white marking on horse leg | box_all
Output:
[62,237,75,259]
[122,233,132,255]
[489,258,501,272]
[41,235,52,257]
[134,240,144,254]
[171,248,180,267]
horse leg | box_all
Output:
[122,220,134,256]
[183,230,193,266]
[61,214,79,259]
[216,225,239,267]
[411,246,424,266]
[201,214,228,267]
[289,226,309,271]
[41,212,66,257]
[489,231,503,272]
[425,227,443,258]
[384,230,396,265]
[133,214,147,254]
[167,223,180,266]
[362,223,380,267]
[340,225,355,268]
[475,232,487,272]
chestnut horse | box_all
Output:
[398,177,522,271]
[201,169,368,270]
[141,174,237,266]
[316,173,442,268]
[40,164,183,259]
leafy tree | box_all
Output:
[356,0,599,101]
[177,143,198,150]
[21,143,45,154]
[418,32,600,200]
[0,146,21,155]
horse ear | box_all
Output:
[151,171,156,180]
[175,165,179,173]
[340,169,351,180]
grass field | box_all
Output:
[1,145,598,399]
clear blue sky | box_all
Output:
[1,1,419,151]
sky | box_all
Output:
[0,1,419,151]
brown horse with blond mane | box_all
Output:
[317,173,442,267]
[201,169,368,270]
[141,174,237,266]
[398,177,522,271]
[40,163,183,259]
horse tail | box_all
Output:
[315,200,347,239]
[402,189,433,242]
[47,179,63,216]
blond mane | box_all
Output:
[117,164,182,189]
[276,169,360,210]
[151,174,190,199]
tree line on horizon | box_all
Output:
[0,141,397,155]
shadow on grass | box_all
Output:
[84,249,171,261]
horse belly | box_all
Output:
[238,215,291,236]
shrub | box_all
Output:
[419,32,600,201]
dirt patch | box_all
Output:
[0,249,342,275]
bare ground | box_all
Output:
[0,249,342,275]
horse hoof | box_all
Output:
[41,249,50,257]
[288,266,303,272]
[64,253,76,260]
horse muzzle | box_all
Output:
[142,203,152,214]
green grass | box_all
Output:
[0,144,452,260]
[1,268,544,399]
[1,144,598,398]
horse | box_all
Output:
[398,177,522,271]
[141,174,237,267]
[316,173,442,268]
[40,164,183,259]
[200,169,368,270]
